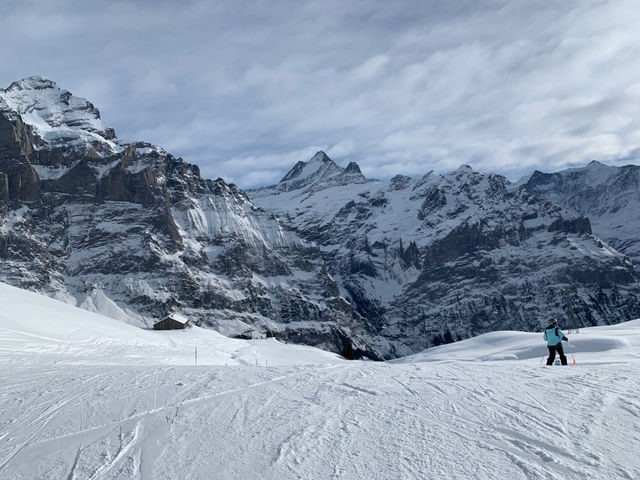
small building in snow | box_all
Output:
[153,313,190,330]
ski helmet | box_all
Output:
[550,318,558,326]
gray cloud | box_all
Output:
[2,0,640,187]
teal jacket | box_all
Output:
[544,326,567,346]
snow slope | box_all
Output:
[0,282,342,368]
[394,321,640,365]
[1,282,639,479]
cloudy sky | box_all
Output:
[2,0,640,187]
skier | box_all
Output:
[544,318,568,365]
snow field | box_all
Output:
[1,282,639,479]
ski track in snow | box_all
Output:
[1,284,639,479]
[1,361,639,480]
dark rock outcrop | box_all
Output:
[248,154,640,358]
[0,77,382,359]
[3,76,640,360]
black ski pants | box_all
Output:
[546,343,567,365]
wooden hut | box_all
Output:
[153,313,190,330]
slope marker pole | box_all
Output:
[568,342,576,366]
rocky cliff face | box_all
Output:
[249,156,640,357]
[520,161,640,265]
[2,76,639,359]
[0,76,380,358]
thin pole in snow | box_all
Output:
[195,346,198,367]
[568,342,576,366]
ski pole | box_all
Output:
[568,341,576,366]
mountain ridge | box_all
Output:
[253,150,374,195]
[2,76,640,359]
[521,160,640,264]
[1,76,383,358]
[248,151,640,356]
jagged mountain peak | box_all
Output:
[1,76,379,359]
[519,161,623,189]
[247,155,639,357]
[456,164,474,172]
[3,73,639,360]
[439,164,489,188]
[525,161,622,191]
[344,161,362,174]
[584,159,630,173]
[1,75,102,123]
[4,75,58,92]
[440,164,477,181]
[257,151,371,194]
[0,75,119,155]
[310,150,332,163]
[279,151,338,183]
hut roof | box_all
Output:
[166,313,189,325]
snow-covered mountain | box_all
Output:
[2,76,640,359]
[260,150,373,193]
[0,76,120,158]
[520,160,640,264]
[0,76,380,358]
[1,282,639,479]
[249,154,640,357]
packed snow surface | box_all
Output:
[1,283,639,479]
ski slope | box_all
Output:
[1,283,639,479]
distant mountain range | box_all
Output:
[2,76,639,358]
[520,162,640,263]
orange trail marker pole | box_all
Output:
[568,342,576,366]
